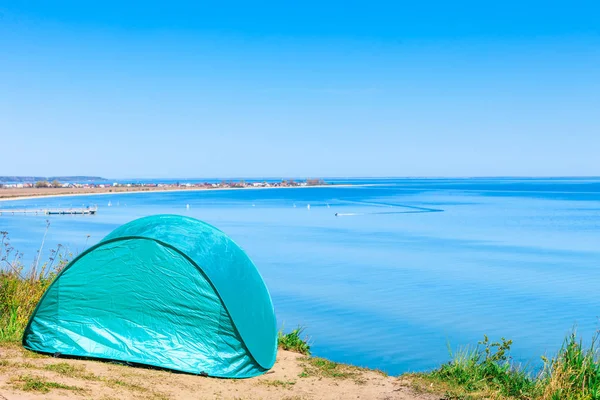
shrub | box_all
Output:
[34,181,50,188]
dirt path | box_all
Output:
[0,345,437,400]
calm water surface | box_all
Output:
[1,178,599,375]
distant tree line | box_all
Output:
[35,180,62,188]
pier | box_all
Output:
[0,206,97,216]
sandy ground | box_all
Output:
[0,186,183,201]
[0,345,437,400]
[0,185,353,203]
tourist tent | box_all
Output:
[22,214,277,378]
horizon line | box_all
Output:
[3,175,600,181]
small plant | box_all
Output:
[278,326,311,355]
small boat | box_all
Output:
[307,204,311,210]
[108,201,112,207]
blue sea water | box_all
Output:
[1,178,600,375]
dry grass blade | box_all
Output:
[0,230,71,343]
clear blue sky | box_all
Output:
[1,1,598,178]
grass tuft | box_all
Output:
[278,326,311,355]
[260,379,297,388]
[11,374,84,393]
[44,362,80,376]
[0,229,70,343]
[299,356,363,382]
[106,378,148,392]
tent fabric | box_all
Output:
[22,215,277,378]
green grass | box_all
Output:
[259,379,297,388]
[11,374,84,394]
[298,356,372,384]
[44,362,79,376]
[0,229,70,343]
[299,357,359,379]
[538,332,600,400]
[412,332,600,400]
[279,326,381,384]
[22,347,49,358]
[278,326,311,355]
[106,378,148,392]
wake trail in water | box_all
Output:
[334,200,444,214]
[335,210,440,217]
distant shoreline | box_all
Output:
[0,184,359,204]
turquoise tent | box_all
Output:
[22,215,277,378]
